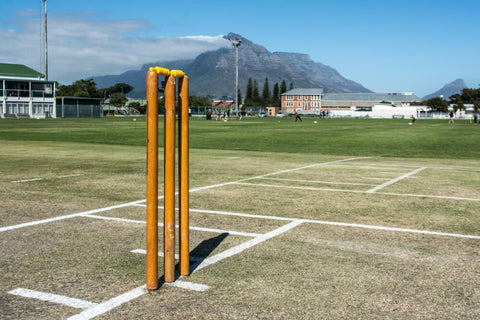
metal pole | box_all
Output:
[235,46,239,117]
[146,70,158,290]
[164,75,176,283]
[178,76,190,276]
[42,0,48,80]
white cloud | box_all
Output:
[0,12,230,84]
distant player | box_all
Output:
[410,115,416,124]
[448,111,454,125]
[294,110,302,122]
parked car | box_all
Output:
[276,112,286,117]
[258,112,267,117]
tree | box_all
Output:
[449,87,480,111]
[189,95,211,106]
[103,83,133,96]
[252,79,261,105]
[272,83,280,107]
[261,78,271,105]
[237,89,242,106]
[280,80,287,94]
[57,79,100,98]
[244,78,253,105]
[109,92,128,107]
[423,96,448,112]
[289,83,294,90]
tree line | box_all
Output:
[56,78,212,112]
[56,79,133,107]
[414,87,480,112]
[242,78,293,107]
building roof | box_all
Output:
[323,92,421,102]
[0,63,44,79]
[282,88,420,102]
[282,88,324,95]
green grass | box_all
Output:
[1,117,479,319]
[0,116,479,158]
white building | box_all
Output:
[371,104,428,119]
[1,63,56,118]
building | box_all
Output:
[1,63,56,118]
[281,88,421,115]
[281,88,324,114]
[1,63,103,118]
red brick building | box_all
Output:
[281,88,323,114]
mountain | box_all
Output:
[273,52,369,93]
[93,32,372,98]
[423,79,467,100]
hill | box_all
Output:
[423,79,467,100]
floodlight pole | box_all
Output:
[230,38,242,117]
[42,0,48,80]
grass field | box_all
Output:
[1,117,479,319]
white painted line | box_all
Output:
[261,177,377,186]
[193,220,304,272]
[57,174,84,178]
[184,207,480,239]
[302,219,480,240]
[362,177,390,181]
[376,191,480,202]
[67,286,147,320]
[366,167,427,193]
[130,249,204,262]
[11,178,43,183]
[85,214,260,237]
[234,181,480,202]
[165,280,210,292]
[8,288,97,310]
[135,204,295,222]
[0,199,146,233]
[324,164,412,171]
[11,174,83,183]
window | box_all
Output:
[33,102,53,115]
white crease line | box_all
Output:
[67,285,147,320]
[189,207,480,239]
[166,280,210,292]
[134,204,295,222]
[130,249,204,262]
[234,181,480,202]
[376,191,480,202]
[261,177,377,186]
[193,220,304,272]
[8,288,97,310]
[0,199,146,233]
[362,177,390,181]
[85,214,260,237]
[302,219,480,240]
[11,178,43,183]
[324,164,413,171]
[57,174,84,178]
[11,174,83,183]
[367,167,427,193]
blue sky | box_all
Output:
[1,0,479,97]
